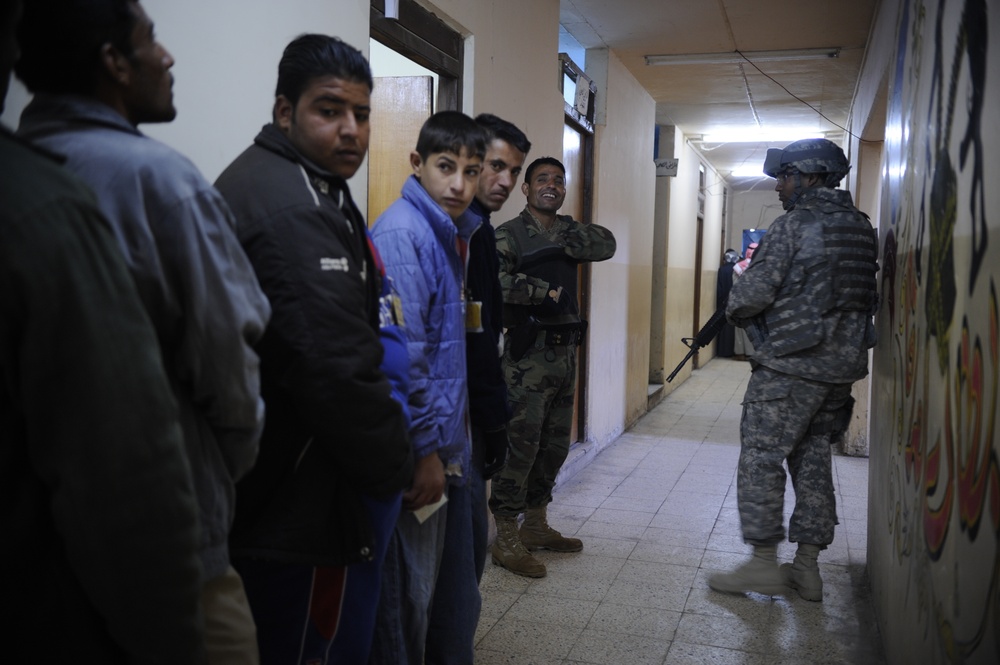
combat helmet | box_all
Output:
[763,138,850,209]
[763,138,850,182]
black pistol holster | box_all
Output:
[508,316,541,361]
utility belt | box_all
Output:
[508,319,588,361]
[535,321,587,347]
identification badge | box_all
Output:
[392,293,405,328]
[466,300,483,332]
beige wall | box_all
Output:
[658,128,727,389]
[859,0,1000,662]
[729,189,778,244]
[585,48,656,441]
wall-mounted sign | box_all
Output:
[655,158,678,177]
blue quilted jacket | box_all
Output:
[372,175,482,483]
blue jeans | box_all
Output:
[469,426,489,583]
[425,478,482,664]
[368,489,449,665]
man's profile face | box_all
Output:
[411,147,482,222]
[119,2,176,125]
[773,171,797,206]
[476,138,526,212]
[276,75,371,180]
[522,163,566,214]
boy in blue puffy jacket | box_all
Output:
[368,112,487,665]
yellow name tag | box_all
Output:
[466,300,483,332]
[392,293,405,327]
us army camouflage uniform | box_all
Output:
[726,187,878,547]
[489,207,616,518]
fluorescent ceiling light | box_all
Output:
[697,128,826,144]
[645,47,841,66]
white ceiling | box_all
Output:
[560,0,879,189]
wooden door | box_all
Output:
[563,123,586,444]
[367,76,433,225]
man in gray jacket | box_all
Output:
[15,1,271,660]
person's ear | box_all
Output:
[274,95,293,133]
[410,151,423,176]
[99,43,131,88]
[521,181,529,197]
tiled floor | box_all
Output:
[474,357,886,664]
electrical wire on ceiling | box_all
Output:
[736,50,880,145]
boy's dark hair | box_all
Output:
[276,34,373,106]
[524,156,565,183]
[416,111,487,161]
[15,0,137,95]
[474,113,531,155]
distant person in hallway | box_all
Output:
[368,111,486,665]
[16,1,271,659]
[423,113,531,663]
[715,248,740,357]
[489,157,616,578]
[731,241,758,360]
[214,34,413,663]
[708,138,879,601]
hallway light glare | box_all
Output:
[699,129,826,144]
[645,47,841,66]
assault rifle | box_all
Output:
[666,307,729,383]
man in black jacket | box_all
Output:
[214,35,413,665]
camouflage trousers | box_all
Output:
[489,343,577,518]
[738,365,854,547]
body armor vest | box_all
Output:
[760,208,878,357]
[503,217,580,327]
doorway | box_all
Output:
[367,0,463,223]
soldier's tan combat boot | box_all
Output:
[492,516,546,578]
[780,543,823,601]
[519,506,583,553]
[708,544,788,596]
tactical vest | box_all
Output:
[761,209,878,357]
[502,216,580,327]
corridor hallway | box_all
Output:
[474,358,886,664]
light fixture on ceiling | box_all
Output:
[644,47,841,66]
[696,128,827,144]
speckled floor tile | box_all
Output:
[476,359,885,664]
[586,602,682,640]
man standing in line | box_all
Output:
[15,1,271,660]
[708,139,878,601]
[214,35,413,664]
[489,157,616,578]
[2,0,204,659]
[423,113,531,662]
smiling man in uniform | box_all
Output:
[488,157,616,578]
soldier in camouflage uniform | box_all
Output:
[489,157,616,577]
[708,139,878,601]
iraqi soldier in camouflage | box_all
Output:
[489,157,616,577]
[708,139,878,601]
